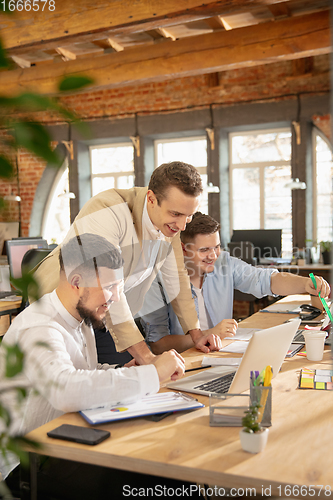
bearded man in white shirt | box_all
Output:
[1,233,195,500]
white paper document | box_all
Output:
[260,303,301,314]
[80,392,204,425]
[0,295,20,302]
[219,341,249,354]
[201,357,241,367]
[225,327,261,341]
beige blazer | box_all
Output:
[34,187,199,352]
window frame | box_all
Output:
[312,127,333,243]
[154,135,208,213]
[89,141,135,196]
[229,126,292,232]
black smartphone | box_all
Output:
[47,424,110,445]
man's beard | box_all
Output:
[76,297,106,330]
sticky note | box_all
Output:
[300,378,314,388]
[316,369,333,376]
[314,382,326,390]
[314,375,331,383]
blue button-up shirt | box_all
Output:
[139,251,277,343]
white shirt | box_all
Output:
[125,197,165,293]
[0,290,159,478]
[192,285,211,331]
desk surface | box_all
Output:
[26,295,333,498]
[0,298,21,312]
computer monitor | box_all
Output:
[231,229,282,261]
[6,237,48,279]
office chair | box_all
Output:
[20,247,53,310]
[228,241,256,317]
[227,241,257,266]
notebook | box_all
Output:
[167,319,301,396]
[79,392,204,425]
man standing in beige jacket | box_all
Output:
[34,161,221,364]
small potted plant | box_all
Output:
[239,403,269,453]
[320,241,332,265]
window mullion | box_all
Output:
[260,165,265,229]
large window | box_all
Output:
[155,137,208,213]
[90,143,134,197]
[313,130,333,243]
[229,129,292,257]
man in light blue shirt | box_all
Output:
[140,213,330,354]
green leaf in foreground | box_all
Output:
[4,344,24,378]
[0,37,9,68]
[0,155,14,178]
[11,272,40,303]
[59,75,94,92]
[10,121,62,167]
[3,436,41,467]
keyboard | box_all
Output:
[0,291,19,299]
[293,329,305,343]
[194,372,236,394]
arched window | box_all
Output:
[313,129,333,243]
[41,166,71,245]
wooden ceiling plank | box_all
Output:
[0,10,329,97]
[158,28,176,41]
[56,47,77,61]
[145,29,166,41]
[10,55,32,69]
[108,38,125,52]
[204,16,226,30]
[2,0,298,53]
[268,2,291,18]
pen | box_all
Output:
[255,368,265,386]
[257,366,273,423]
[309,273,333,323]
[263,365,273,386]
[185,365,211,373]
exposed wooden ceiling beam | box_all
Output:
[0,10,329,97]
[268,2,291,18]
[1,0,296,54]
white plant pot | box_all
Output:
[239,428,269,454]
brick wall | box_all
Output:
[0,55,331,236]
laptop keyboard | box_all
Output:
[293,329,305,343]
[0,291,18,299]
[194,372,236,394]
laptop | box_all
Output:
[167,319,301,396]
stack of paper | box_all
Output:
[80,392,204,425]
[201,357,241,367]
[219,341,249,354]
[225,327,261,341]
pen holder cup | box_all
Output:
[250,380,272,427]
[209,393,251,427]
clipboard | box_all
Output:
[79,392,204,425]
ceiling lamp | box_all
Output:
[284,178,306,190]
[58,190,76,199]
[4,193,21,202]
[205,182,220,194]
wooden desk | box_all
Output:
[264,263,332,283]
[25,295,332,499]
[0,298,22,336]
